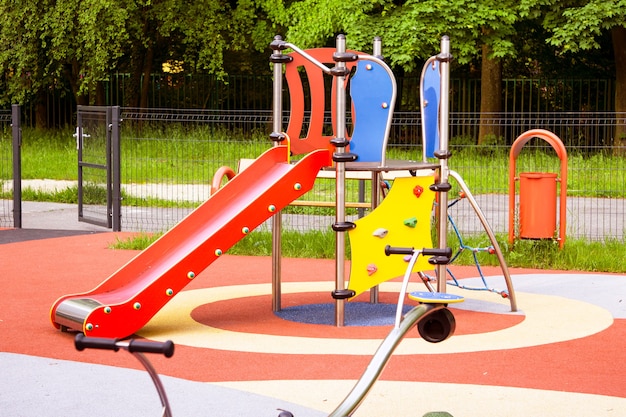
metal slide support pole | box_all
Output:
[270,36,286,312]
[11,104,21,228]
[334,35,348,326]
[450,170,518,311]
[436,36,451,293]
[369,37,384,304]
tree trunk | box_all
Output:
[140,44,154,108]
[95,81,106,106]
[612,26,626,155]
[35,91,47,130]
[125,41,146,107]
[477,43,502,145]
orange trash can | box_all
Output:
[518,172,557,239]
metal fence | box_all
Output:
[18,75,616,128]
[116,108,625,242]
[118,108,271,231]
[0,109,13,227]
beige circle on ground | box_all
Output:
[138,281,613,355]
[216,379,626,417]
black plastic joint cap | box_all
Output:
[429,183,452,192]
[428,256,451,265]
[330,137,349,147]
[333,52,358,62]
[269,54,293,64]
[332,153,358,163]
[434,149,452,159]
[331,289,356,299]
[269,132,286,142]
[332,221,356,232]
[269,36,287,50]
[437,52,454,63]
[330,66,351,77]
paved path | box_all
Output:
[1,179,624,239]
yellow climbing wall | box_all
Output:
[347,175,436,297]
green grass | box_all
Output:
[11,127,626,198]
[5,127,626,273]
[109,229,626,273]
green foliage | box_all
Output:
[544,0,626,52]
[110,232,163,250]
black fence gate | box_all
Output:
[76,105,121,230]
[0,105,22,228]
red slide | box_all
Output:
[50,146,330,338]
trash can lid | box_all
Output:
[520,172,558,179]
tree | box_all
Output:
[0,1,58,128]
[0,0,266,121]
[266,0,524,144]
[541,0,626,154]
[46,0,131,105]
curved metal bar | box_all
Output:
[328,303,439,417]
[210,166,236,195]
[284,42,333,74]
[131,351,173,417]
[449,170,518,311]
[394,249,422,328]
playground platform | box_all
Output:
[1,224,625,416]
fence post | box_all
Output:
[111,106,122,231]
[11,104,21,228]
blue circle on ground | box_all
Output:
[275,302,413,326]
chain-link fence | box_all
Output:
[118,108,272,231]
[115,108,625,241]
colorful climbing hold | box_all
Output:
[403,255,412,262]
[413,185,424,198]
[372,227,388,238]
[367,264,378,276]
[404,217,418,228]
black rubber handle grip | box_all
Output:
[421,247,453,257]
[128,339,175,358]
[384,245,452,258]
[384,245,414,255]
[75,334,175,358]
[75,333,119,352]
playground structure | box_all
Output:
[50,33,516,339]
[47,33,525,417]
[266,34,517,325]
